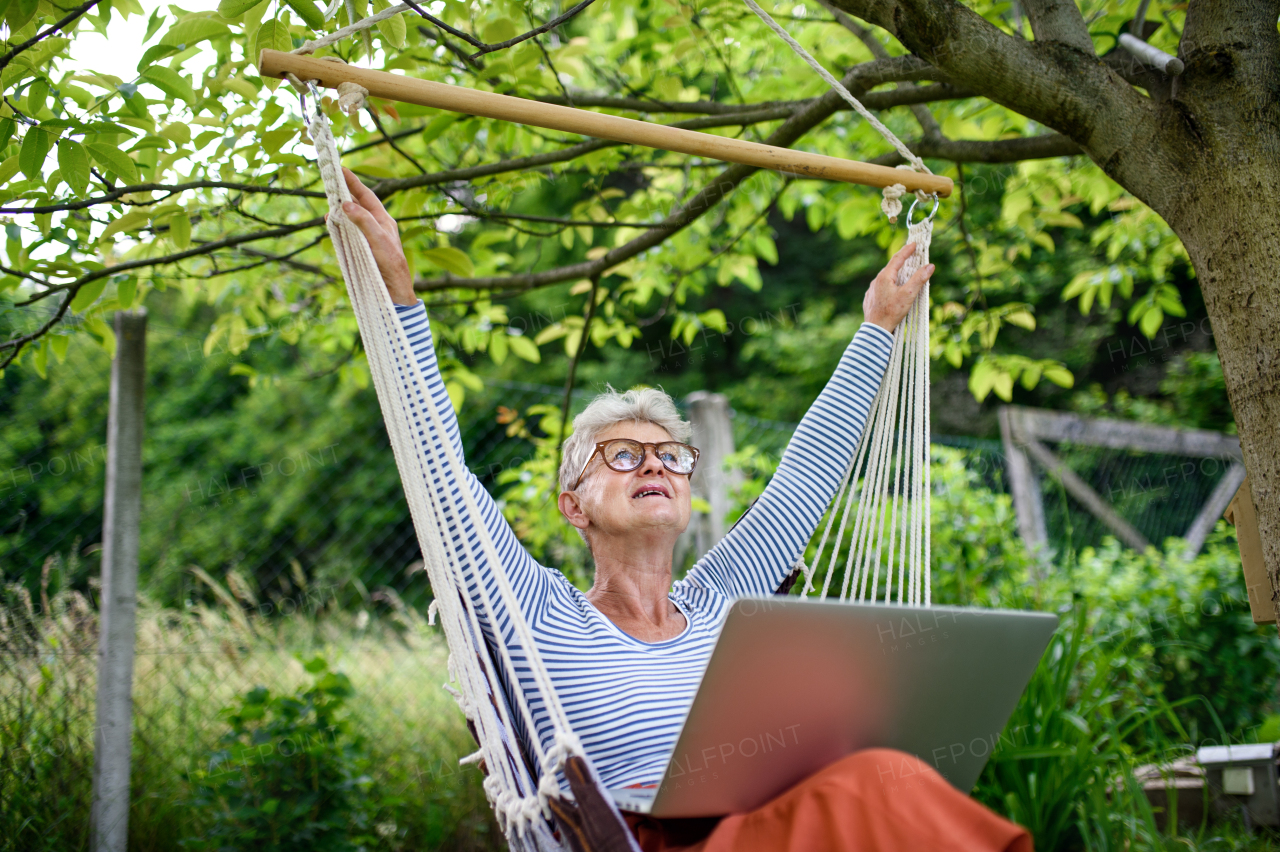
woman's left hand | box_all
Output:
[863,242,933,332]
[333,167,417,306]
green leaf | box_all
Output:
[1043,365,1075,388]
[6,0,39,35]
[31,338,48,378]
[420,113,455,145]
[86,143,139,183]
[0,154,22,186]
[160,16,232,47]
[136,43,181,72]
[218,0,267,17]
[26,78,47,114]
[90,317,117,358]
[282,0,325,28]
[507,333,540,363]
[141,66,196,103]
[992,371,1014,401]
[69,277,108,312]
[489,330,507,365]
[1003,309,1035,331]
[372,0,406,48]
[98,208,151,241]
[1139,305,1163,338]
[481,17,518,43]
[0,118,14,150]
[253,19,292,65]
[159,123,192,146]
[302,654,328,673]
[420,246,473,277]
[168,212,191,248]
[968,360,996,402]
[116,276,137,308]
[222,78,261,100]
[57,139,90,195]
[260,126,295,154]
[18,129,51,179]
[143,8,164,42]
[49,333,69,363]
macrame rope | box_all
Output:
[741,0,927,173]
[283,5,937,842]
[291,2,411,55]
[741,0,933,222]
[726,1,936,608]
[298,88,614,848]
[806,211,932,607]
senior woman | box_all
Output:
[339,169,1030,852]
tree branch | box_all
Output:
[1020,0,1095,53]
[470,0,599,58]
[3,220,323,366]
[829,0,1155,193]
[868,132,1081,164]
[414,59,898,294]
[405,0,599,61]
[0,180,325,215]
[0,0,102,71]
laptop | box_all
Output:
[609,597,1057,817]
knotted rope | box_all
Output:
[292,78,620,850]
[736,0,937,606]
[741,0,934,222]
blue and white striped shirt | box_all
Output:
[394,301,893,788]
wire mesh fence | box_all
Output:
[0,326,1242,849]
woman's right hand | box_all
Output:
[335,166,417,306]
[863,242,933,332]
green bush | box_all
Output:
[1065,531,1280,741]
[181,655,376,851]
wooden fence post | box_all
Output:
[91,309,147,852]
[677,392,741,564]
[998,407,1048,555]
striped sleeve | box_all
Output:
[680,322,894,599]
[393,300,553,629]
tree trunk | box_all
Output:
[1170,192,1280,626]
[1150,3,1280,626]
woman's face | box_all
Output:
[560,420,693,542]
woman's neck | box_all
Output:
[585,536,687,642]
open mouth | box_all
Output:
[632,484,670,499]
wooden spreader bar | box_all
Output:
[259,50,953,198]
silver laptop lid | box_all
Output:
[647,598,1057,818]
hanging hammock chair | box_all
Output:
[263,3,950,847]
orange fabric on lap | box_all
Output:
[625,748,1033,852]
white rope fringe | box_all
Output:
[736,0,935,606]
[299,87,602,851]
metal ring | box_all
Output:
[907,194,940,227]
[306,80,324,120]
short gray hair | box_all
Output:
[558,386,691,493]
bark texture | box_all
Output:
[831,0,1280,620]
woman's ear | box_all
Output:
[558,490,591,530]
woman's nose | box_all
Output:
[638,449,665,476]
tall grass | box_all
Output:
[975,605,1277,852]
[0,566,499,852]
[4,558,1276,851]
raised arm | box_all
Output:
[681,242,931,598]
[338,168,553,624]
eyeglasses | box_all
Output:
[571,439,700,491]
